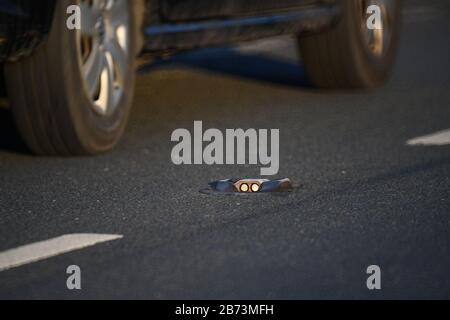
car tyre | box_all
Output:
[4,0,144,155]
[299,0,401,89]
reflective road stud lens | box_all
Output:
[207,178,294,195]
[240,184,249,192]
[251,183,260,192]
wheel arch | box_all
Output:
[0,0,57,62]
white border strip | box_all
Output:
[0,234,123,272]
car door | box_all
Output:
[159,0,322,21]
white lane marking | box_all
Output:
[407,129,450,146]
[0,234,123,272]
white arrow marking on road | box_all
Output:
[407,129,450,146]
[0,234,123,272]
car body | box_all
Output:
[0,0,401,156]
[0,0,338,61]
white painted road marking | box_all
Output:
[407,129,450,146]
[0,234,123,272]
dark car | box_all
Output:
[0,0,401,155]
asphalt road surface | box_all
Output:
[0,0,449,299]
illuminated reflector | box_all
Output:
[251,183,260,192]
[240,183,249,192]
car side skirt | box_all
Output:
[142,4,339,53]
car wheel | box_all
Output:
[299,0,401,89]
[4,0,144,155]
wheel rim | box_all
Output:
[360,0,395,58]
[78,0,130,116]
